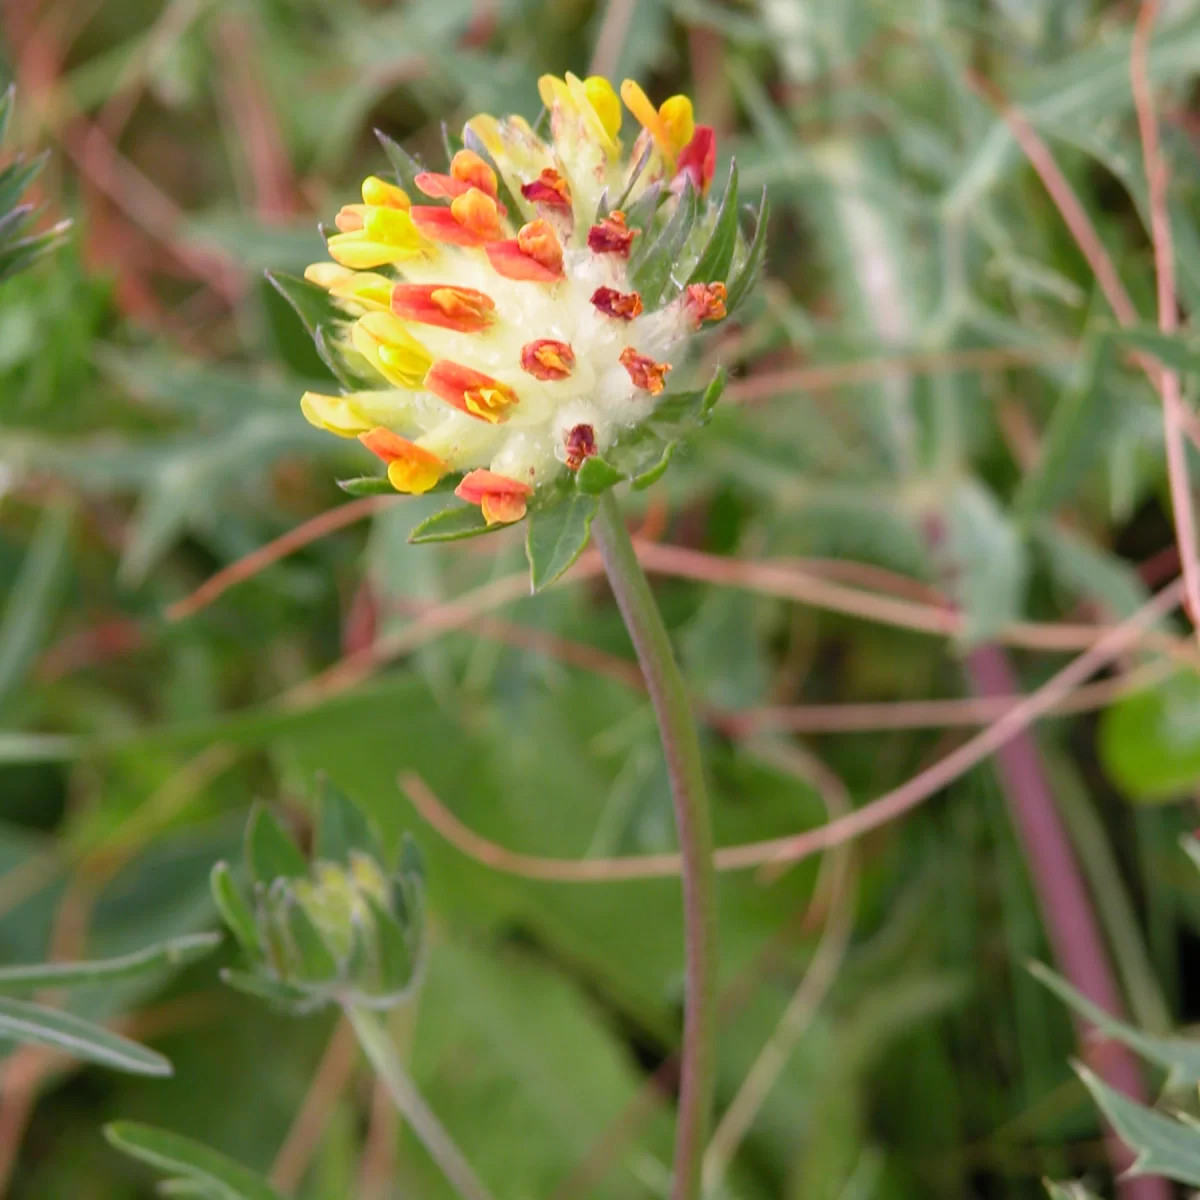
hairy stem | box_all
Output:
[346,1004,497,1200]
[592,493,718,1200]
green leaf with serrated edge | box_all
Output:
[632,441,676,490]
[210,863,259,957]
[526,494,600,592]
[724,189,769,314]
[365,894,415,996]
[576,456,625,493]
[409,504,506,544]
[245,804,307,887]
[1031,961,1200,1089]
[283,897,339,983]
[688,161,739,284]
[375,129,424,196]
[218,968,323,1013]
[0,934,220,994]
[461,126,527,225]
[337,476,395,496]
[316,775,385,866]
[105,1124,286,1200]
[0,998,171,1076]
[634,182,699,307]
[1075,1064,1200,1186]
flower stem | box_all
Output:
[592,492,718,1200]
[346,1004,497,1200]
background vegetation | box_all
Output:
[5,0,1200,1197]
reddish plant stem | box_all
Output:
[963,645,1168,1200]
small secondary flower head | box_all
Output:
[284,72,766,542]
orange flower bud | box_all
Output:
[516,219,563,274]
[391,283,496,332]
[520,339,576,381]
[619,347,671,394]
[425,361,519,423]
[450,150,498,197]
[591,286,643,319]
[410,188,503,245]
[587,211,635,257]
[455,468,533,525]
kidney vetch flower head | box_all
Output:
[273,73,767,587]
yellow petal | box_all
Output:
[327,232,413,270]
[361,175,410,209]
[363,206,422,249]
[328,272,393,311]
[304,262,356,289]
[584,76,622,140]
[386,457,443,495]
[352,313,432,389]
[658,95,695,155]
[300,391,372,437]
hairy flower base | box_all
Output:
[296,70,755,528]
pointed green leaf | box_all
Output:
[0,499,72,714]
[1014,330,1119,520]
[526,494,599,592]
[245,804,307,887]
[441,121,464,161]
[375,129,424,197]
[631,441,676,490]
[0,155,46,220]
[105,1123,287,1200]
[1031,962,1200,1088]
[210,863,259,957]
[316,776,384,866]
[576,455,625,494]
[283,896,339,983]
[409,504,505,544]
[1076,1064,1200,1186]
[0,84,13,145]
[337,476,395,496]
[0,934,220,994]
[218,968,322,1013]
[264,270,340,337]
[633,182,699,307]
[0,998,171,1076]
[623,180,663,243]
[365,893,415,996]
[725,188,769,314]
[688,161,739,284]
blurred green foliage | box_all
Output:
[5,1,1200,1198]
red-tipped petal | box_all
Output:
[619,347,671,395]
[425,360,519,423]
[588,211,636,257]
[521,167,572,210]
[675,125,717,194]
[391,283,496,332]
[485,239,563,281]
